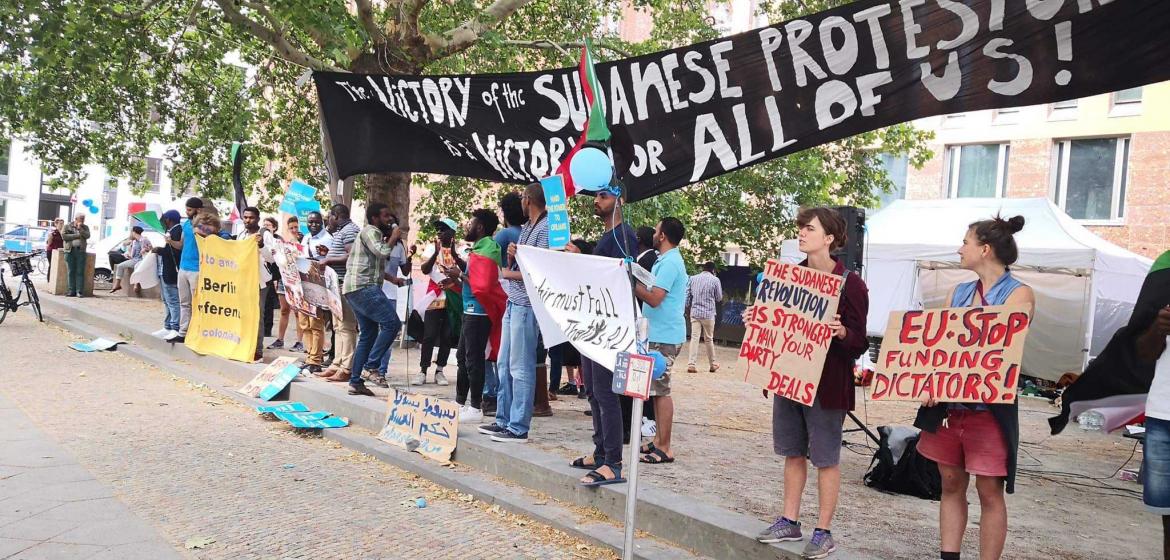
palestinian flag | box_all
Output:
[1050,250,1170,433]
[554,39,611,197]
[231,141,248,215]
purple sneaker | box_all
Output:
[756,517,802,543]
[801,529,835,559]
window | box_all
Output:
[876,153,908,209]
[140,157,162,192]
[944,144,1009,198]
[1052,137,1129,222]
[1113,87,1142,105]
[1052,99,1078,109]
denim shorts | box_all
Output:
[1144,417,1170,514]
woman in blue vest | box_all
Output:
[916,215,1035,560]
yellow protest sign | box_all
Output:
[186,235,260,362]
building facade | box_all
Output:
[0,137,187,244]
[884,82,1170,260]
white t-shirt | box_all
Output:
[1146,336,1170,421]
[380,243,406,301]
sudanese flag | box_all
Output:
[554,40,610,197]
[467,240,506,361]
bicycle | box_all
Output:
[0,250,44,325]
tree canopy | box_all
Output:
[1,0,932,267]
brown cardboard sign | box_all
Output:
[870,305,1032,403]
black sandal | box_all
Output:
[570,455,603,470]
[640,447,675,464]
[580,464,626,487]
[639,442,657,455]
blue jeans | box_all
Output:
[363,299,398,374]
[161,283,180,332]
[494,302,538,436]
[483,361,498,399]
[346,286,402,385]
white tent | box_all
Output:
[781,198,1153,381]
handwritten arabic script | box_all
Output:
[377,388,460,462]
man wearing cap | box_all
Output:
[419,218,463,386]
[164,197,205,342]
[565,182,639,484]
[153,210,184,338]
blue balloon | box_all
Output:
[646,350,669,380]
[569,147,612,191]
[82,199,93,207]
[87,205,98,214]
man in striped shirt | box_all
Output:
[312,204,361,382]
[479,182,549,444]
[686,262,723,373]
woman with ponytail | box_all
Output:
[917,215,1035,560]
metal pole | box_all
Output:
[622,261,648,560]
[622,396,645,560]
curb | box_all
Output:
[40,295,844,560]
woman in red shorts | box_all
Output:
[916,215,1035,560]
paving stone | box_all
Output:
[0,538,37,559]
[0,498,60,519]
[6,541,104,560]
[51,518,162,547]
[0,516,80,542]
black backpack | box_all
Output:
[864,426,942,500]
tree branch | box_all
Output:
[354,0,385,43]
[430,0,537,60]
[109,0,170,20]
[212,0,342,71]
[504,39,633,59]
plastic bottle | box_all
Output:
[1077,410,1105,431]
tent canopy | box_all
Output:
[781,198,1153,381]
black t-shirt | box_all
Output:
[637,249,657,273]
[159,224,181,285]
[593,223,638,260]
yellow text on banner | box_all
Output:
[186,235,260,362]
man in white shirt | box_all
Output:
[240,207,277,362]
[298,211,334,374]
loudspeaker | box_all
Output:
[832,206,866,274]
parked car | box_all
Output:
[0,226,49,254]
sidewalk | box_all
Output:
[0,394,184,560]
[44,286,1162,560]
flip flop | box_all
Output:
[570,455,603,470]
[640,447,675,464]
[580,465,626,487]
[639,442,658,455]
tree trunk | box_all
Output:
[347,50,421,227]
[364,172,412,227]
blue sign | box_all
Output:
[257,402,309,413]
[258,363,300,401]
[540,175,571,250]
[274,411,349,429]
[279,179,318,216]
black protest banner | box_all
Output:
[314,0,1170,203]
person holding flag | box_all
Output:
[443,210,505,423]
[418,218,463,387]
